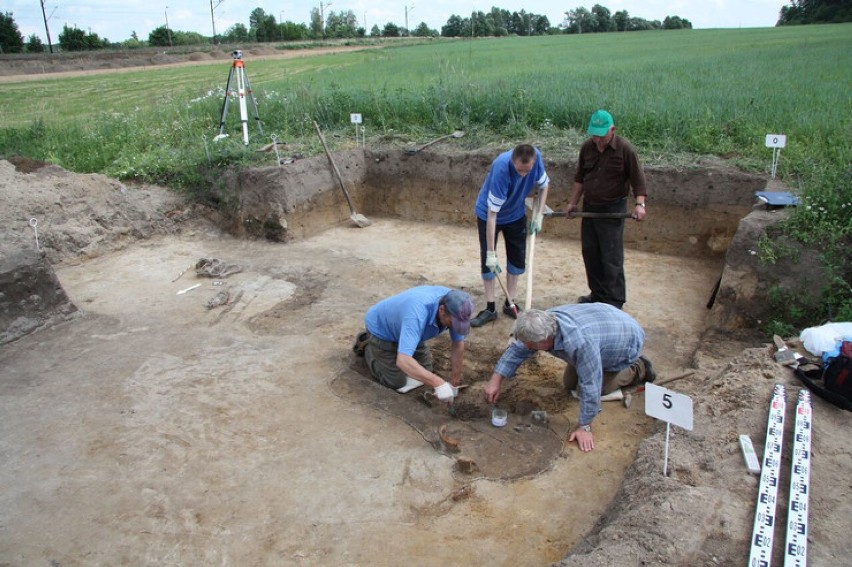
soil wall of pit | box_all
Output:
[234,149,817,334]
[236,149,766,259]
[2,151,794,347]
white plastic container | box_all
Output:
[491,408,508,427]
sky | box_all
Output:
[8,1,787,44]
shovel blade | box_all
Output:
[525,197,554,215]
[351,212,372,228]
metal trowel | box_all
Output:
[773,335,798,366]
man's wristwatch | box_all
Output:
[636,202,646,208]
[579,424,591,432]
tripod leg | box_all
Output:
[217,66,235,137]
[243,68,263,136]
[236,66,250,145]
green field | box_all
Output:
[1,26,849,172]
[1,25,850,326]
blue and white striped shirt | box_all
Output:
[474,148,549,224]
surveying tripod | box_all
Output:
[214,50,263,145]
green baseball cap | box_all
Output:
[587,109,614,137]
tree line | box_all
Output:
[3,2,848,54]
[562,5,691,33]
[777,0,852,25]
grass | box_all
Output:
[1,25,850,329]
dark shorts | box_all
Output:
[477,216,527,276]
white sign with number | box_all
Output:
[645,382,693,431]
[350,113,363,124]
[765,134,786,148]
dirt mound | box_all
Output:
[559,348,851,566]
[0,159,192,343]
[0,159,189,264]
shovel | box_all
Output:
[405,130,465,155]
[313,121,371,228]
[525,193,543,311]
[494,269,519,317]
[524,198,634,219]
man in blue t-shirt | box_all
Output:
[356,286,473,402]
[471,144,550,327]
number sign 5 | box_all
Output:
[645,383,694,431]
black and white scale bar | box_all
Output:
[749,384,786,567]
[784,389,812,566]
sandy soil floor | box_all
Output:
[1,209,717,564]
[1,151,849,566]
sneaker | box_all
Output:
[638,355,656,383]
[503,302,519,319]
[352,331,369,357]
[470,309,497,327]
[577,294,595,304]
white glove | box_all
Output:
[434,382,455,402]
[485,251,501,273]
[530,212,543,234]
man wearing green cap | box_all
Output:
[565,109,647,309]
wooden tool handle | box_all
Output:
[313,121,356,213]
[546,211,634,219]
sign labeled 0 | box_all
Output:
[645,382,694,431]
[765,134,786,148]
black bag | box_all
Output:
[795,339,852,412]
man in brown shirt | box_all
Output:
[565,109,647,309]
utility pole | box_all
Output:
[280,11,284,41]
[320,2,332,38]
[165,6,173,47]
[40,0,53,53]
[405,5,414,37]
[210,0,224,44]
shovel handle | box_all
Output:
[414,133,452,152]
[494,271,517,316]
[546,211,635,219]
[313,121,356,214]
[411,131,464,153]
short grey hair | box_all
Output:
[512,309,557,343]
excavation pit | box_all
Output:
[2,152,847,566]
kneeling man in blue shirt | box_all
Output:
[360,286,473,402]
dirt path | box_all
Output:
[0,45,380,83]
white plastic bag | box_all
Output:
[799,322,852,357]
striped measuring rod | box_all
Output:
[784,389,812,566]
[749,384,786,567]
